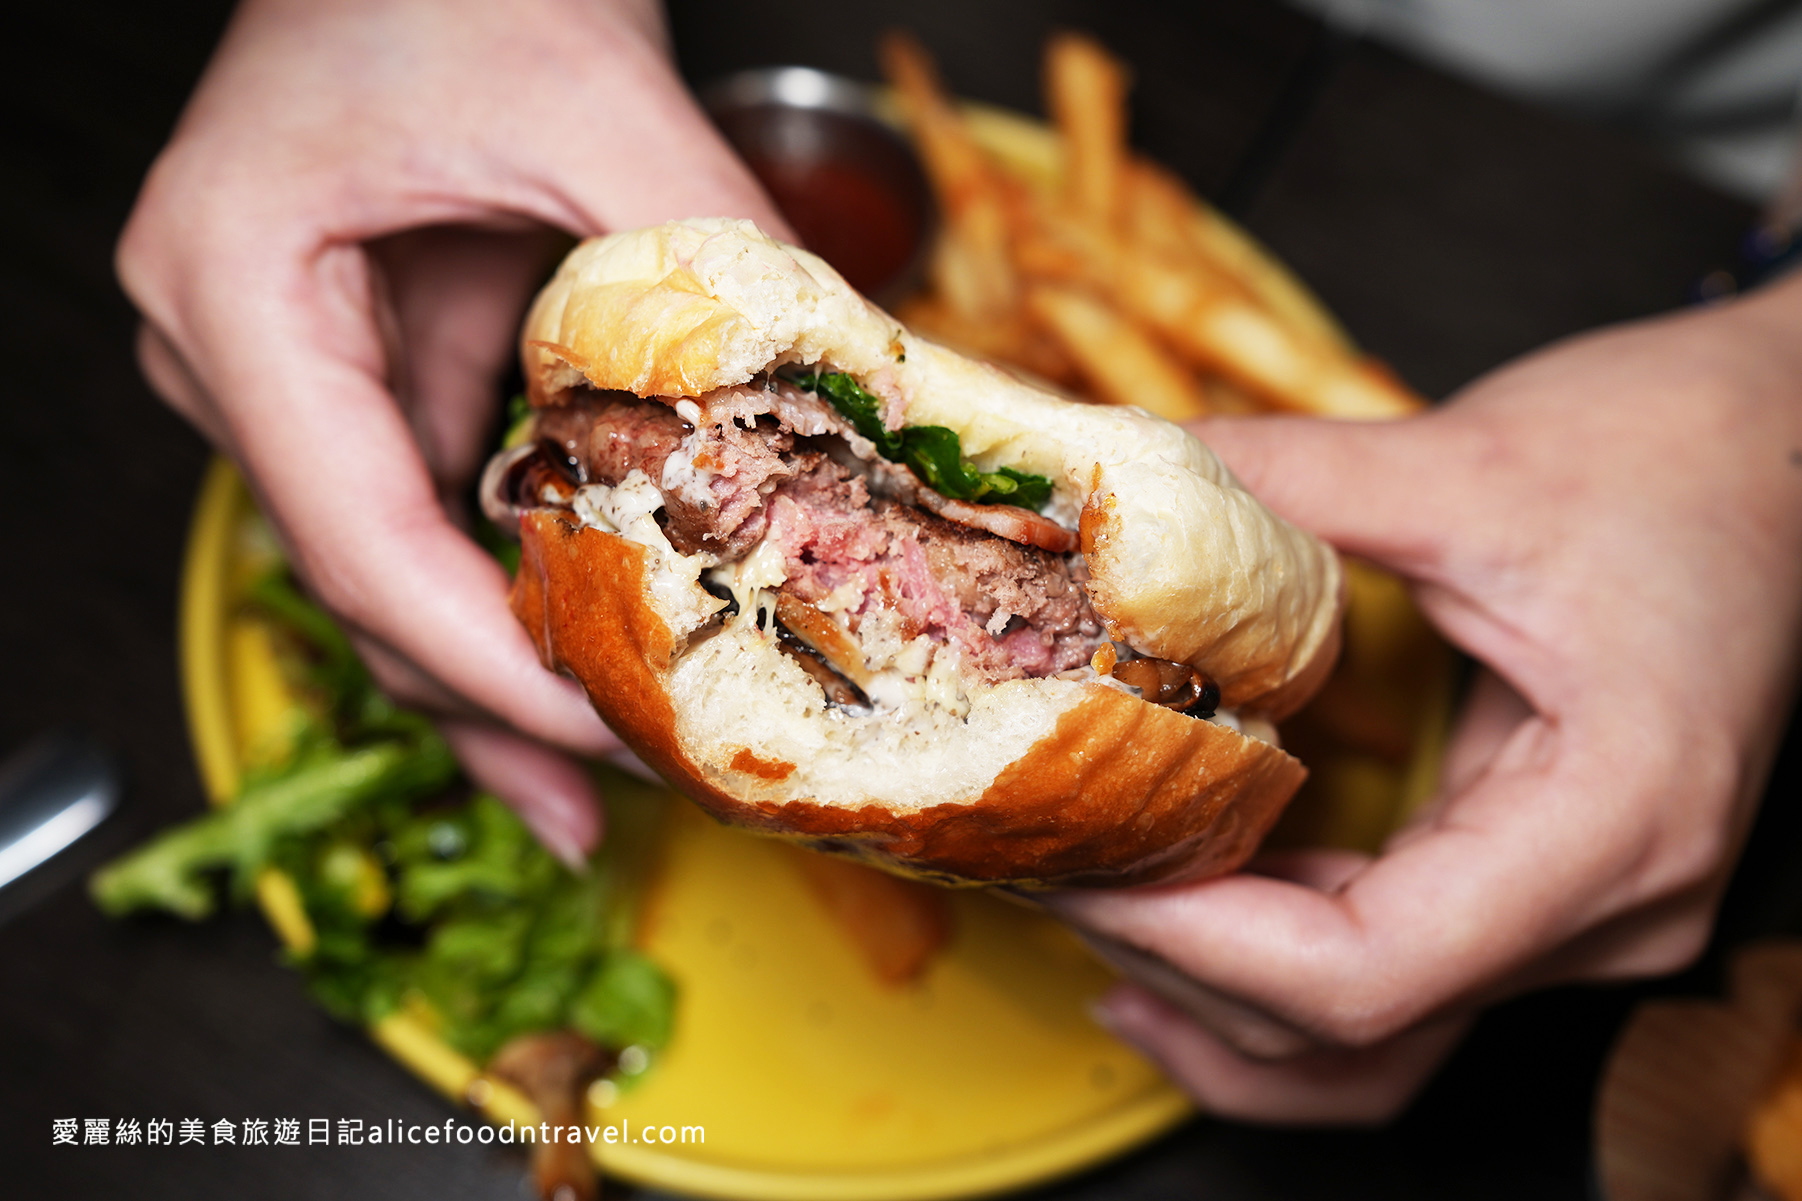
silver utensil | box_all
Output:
[0,729,120,891]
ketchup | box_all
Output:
[746,156,923,298]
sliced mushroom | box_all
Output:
[771,591,874,710]
[486,1030,616,1201]
[1112,656,1220,716]
[776,639,873,710]
[479,443,539,528]
[479,443,578,530]
[774,591,874,691]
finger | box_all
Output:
[1427,666,1532,811]
[1182,414,1454,569]
[1086,848,1373,1060]
[1071,670,1524,1059]
[1097,984,1471,1124]
[532,53,794,239]
[1517,875,1719,988]
[344,630,482,720]
[192,242,617,757]
[135,323,233,451]
[1244,847,1371,892]
[370,225,568,491]
[356,625,624,869]
[1079,929,1318,1060]
[1184,412,1560,728]
[1047,711,1680,1047]
[439,720,610,867]
[604,746,666,784]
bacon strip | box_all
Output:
[872,461,1079,553]
[910,486,1078,554]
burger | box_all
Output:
[482,218,1343,888]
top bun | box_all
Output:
[521,218,1342,717]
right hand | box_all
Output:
[1047,273,1802,1121]
[117,0,787,862]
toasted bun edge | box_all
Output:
[516,218,1343,717]
[511,510,1307,888]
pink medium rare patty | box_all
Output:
[517,386,1106,682]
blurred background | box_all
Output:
[0,1,1797,1198]
[1294,0,1802,208]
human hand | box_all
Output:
[117,0,787,861]
[1046,273,1802,1122]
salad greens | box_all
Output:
[789,371,1054,511]
[90,570,673,1064]
[90,740,453,922]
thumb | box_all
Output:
[1184,412,1467,574]
[532,38,793,239]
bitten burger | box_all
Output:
[483,218,1343,888]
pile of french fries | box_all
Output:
[881,32,1425,422]
[876,32,1451,858]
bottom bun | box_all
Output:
[511,509,1307,888]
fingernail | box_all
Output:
[992,886,1047,912]
[1090,984,1160,1039]
[1088,994,1158,1057]
[532,820,590,872]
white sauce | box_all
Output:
[659,429,718,510]
[569,472,713,619]
[704,537,788,633]
[813,580,865,614]
[924,645,971,718]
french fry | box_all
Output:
[893,294,1079,386]
[1045,32,1129,228]
[1201,375,1264,415]
[1748,1039,1802,1201]
[1019,181,1423,417]
[1121,159,1187,254]
[1025,284,1210,420]
[925,229,1014,326]
[1107,240,1422,418]
[789,848,952,987]
[880,32,1017,320]
[883,31,1427,419]
[1128,161,1354,355]
[1122,162,1243,293]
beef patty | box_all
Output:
[515,386,1107,683]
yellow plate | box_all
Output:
[176,100,1451,1199]
[180,459,1191,1200]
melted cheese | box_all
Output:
[569,472,713,620]
[704,537,788,633]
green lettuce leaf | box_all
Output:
[789,371,1055,511]
[570,948,676,1051]
[89,737,455,920]
[93,559,677,1075]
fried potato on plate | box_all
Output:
[880,32,1018,320]
[1046,32,1130,228]
[1025,283,1209,420]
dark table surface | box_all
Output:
[2,1,1797,1198]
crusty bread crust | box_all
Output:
[521,219,1342,715]
[513,509,1306,888]
[506,219,1343,886]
